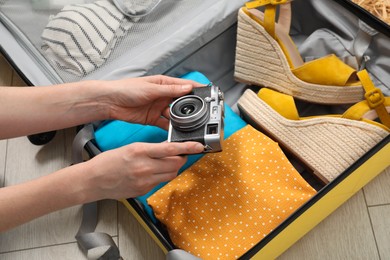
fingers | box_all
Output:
[146,141,204,159]
[148,156,187,176]
[154,116,169,130]
[158,84,194,99]
[144,75,204,99]
[145,75,203,87]
[162,107,170,119]
[94,141,204,199]
[152,171,180,184]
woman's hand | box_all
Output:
[105,75,203,130]
[85,141,204,200]
[0,75,205,231]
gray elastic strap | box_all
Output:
[72,124,121,260]
[76,231,121,260]
[72,123,95,164]
[353,20,378,69]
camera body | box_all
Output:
[168,83,224,153]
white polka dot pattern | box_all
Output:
[148,125,316,259]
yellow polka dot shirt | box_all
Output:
[148,125,316,259]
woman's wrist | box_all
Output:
[70,80,113,122]
[44,161,107,206]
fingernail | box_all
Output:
[194,143,205,151]
[182,84,192,91]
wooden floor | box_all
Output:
[0,54,389,260]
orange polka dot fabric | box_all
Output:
[147,125,316,259]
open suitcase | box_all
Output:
[1,0,389,259]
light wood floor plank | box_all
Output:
[0,54,13,86]
[11,69,27,87]
[0,131,79,251]
[278,190,380,260]
[364,167,390,206]
[0,129,117,252]
[0,188,117,250]
[0,239,116,260]
[369,204,390,259]
[118,203,165,260]
[0,140,7,187]
[0,52,26,87]
[5,131,69,185]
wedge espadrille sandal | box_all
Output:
[237,87,390,183]
[234,0,367,105]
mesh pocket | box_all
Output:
[113,0,162,18]
[0,0,244,83]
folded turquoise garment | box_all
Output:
[94,71,247,221]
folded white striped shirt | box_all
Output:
[41,0,136,76]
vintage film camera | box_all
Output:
[168,83,224,152]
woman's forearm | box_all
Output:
[0,81,110,139]
[0,139,203,232]
[0,162,96,232]
[0,75,203,232]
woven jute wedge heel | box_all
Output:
[237,89,389,183]
[234,5,365,105]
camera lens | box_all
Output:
[181,104,195,115]
[170,95,209,131]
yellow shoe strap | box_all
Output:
[258,88,300,120]
[246,0,288,8]
[245,0,289,39]
[264,5,276,38]
[342,98,390,120]
[357,69,390,128]
[292,54,357,86]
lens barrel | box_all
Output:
[170,95,209,131]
